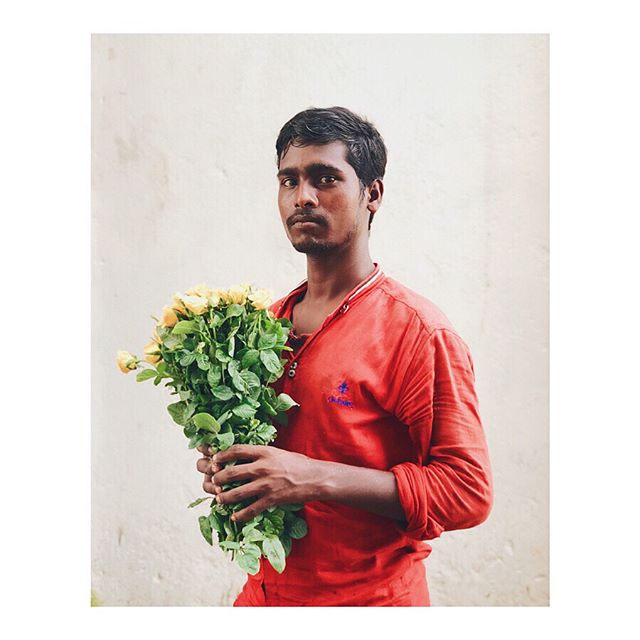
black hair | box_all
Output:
[275,106,387,231]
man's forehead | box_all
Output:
[278,140,351,171]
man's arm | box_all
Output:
[197,444,406,524]
[196,326,493,534]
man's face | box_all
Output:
[276,141,371,255]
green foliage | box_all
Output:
[262,536,286,574]
[136,369,157,382]
[132,287,306,575]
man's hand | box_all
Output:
[196,445,222,495]
[195,444,325,524]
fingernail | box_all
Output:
[211,454,218,463]
[215,494,221,503]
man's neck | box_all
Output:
[303,251,375,305]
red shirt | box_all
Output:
[233,262,493,606]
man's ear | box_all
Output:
[366,179,384,214]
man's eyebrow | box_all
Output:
[277,163,345,179]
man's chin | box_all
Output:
[291,240,336,254]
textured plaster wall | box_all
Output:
[92,34,548,606]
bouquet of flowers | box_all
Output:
[116,282,306,575]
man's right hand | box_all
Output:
[196,445,222,495]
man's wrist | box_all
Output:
[305,458,336,502]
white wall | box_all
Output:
[92,34,548,606]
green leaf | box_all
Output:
[260,397,278,417]
[259,350,282,374]
[188,496,213,509]
[264,509,285,535]
[163,335,182,350]
[188,433,206,449]
[281,503,304,512]
[243,528,266,543]
[200,433,217,447]
[256,423,277,444]
[211,385,234,401]
[262,536,286,574]
[275,393,300,413]
[156,361,167,375]
[219,541,241,550]
[227,360,239,377]
[167,401,188,426]
[281,534,292,558]
[232,403,257,420]
[183,402,197,423]
[172,320,198,335]
[183,423,197,438]
[214,347,232,363]
[226,304,244,318]
[136,369,157,382]
[288,516,308,539]
[236,550,260,575]
[196,354,211,370]
[178,389,191,401]
[208,512,223,534]
[217,432,235,450]
[192,412,221,433]
[258,332,278,350]
[229,370,248,394]
[242,542,262,558]
[228,335,235,358]
[240,369,261,390]
[206,365,222,388]
[241,349,260,368]
[179,352,197,366]
[198,515,213,545]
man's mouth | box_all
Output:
[293,220,319,226]
[290,216,323,228]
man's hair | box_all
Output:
[275,106,387,231]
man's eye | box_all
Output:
[319,176,336,184]
[281,178,296,187]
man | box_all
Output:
[196,106,493,606]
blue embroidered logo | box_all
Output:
[327,380,354,408]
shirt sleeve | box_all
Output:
[389,326,493,541]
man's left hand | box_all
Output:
[210,444,326,524]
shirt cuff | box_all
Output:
[390,461,445,541]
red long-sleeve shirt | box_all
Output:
[233,262,493,606]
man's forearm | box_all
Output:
[311,458,407,523]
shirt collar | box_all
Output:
[275,261,385,317]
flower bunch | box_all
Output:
[117,281,305,575]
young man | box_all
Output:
[196,106,493,606]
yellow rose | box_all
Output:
[143,339,162,365]
[180,294,208,315]
[226,285,248,305]
[208,290,221,307]
[151,325,161,344]
[116,350,139,373]
[185,282,213,299]
[171,293,187,314]
[248,288,273,310]
[160,305,178,328]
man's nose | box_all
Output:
[294,180,319,208]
